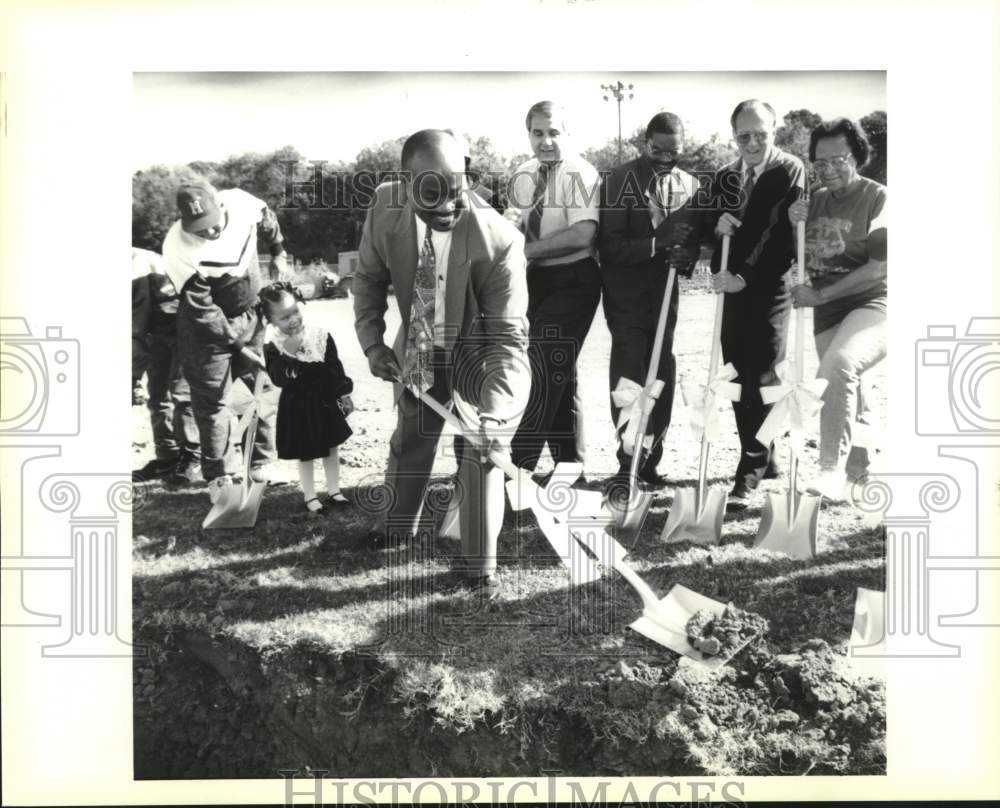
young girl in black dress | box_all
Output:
[259,282,354,514]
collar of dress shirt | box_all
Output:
[413,214,453,252]
[739,151,774,180]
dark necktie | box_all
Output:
[402,226,437,392]
[526,162,552,243]
[741,167,756,214]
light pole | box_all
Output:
[601,81,634,164]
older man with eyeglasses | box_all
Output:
[707,99,806,509]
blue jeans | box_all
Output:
[814,306,886,478]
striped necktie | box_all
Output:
[402,226,437,392]
[526,162,553,243]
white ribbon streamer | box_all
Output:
[679,362,741,443]
[756,359,828,446]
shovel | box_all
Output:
[753,217,826,559]
[662,235,741,545]
[407,385,603,582]
[607,262,678,545]
[411,385,728,652]
[202,348,269,530]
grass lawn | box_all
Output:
[133,270,887,777]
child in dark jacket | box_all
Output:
[259,282,354,514]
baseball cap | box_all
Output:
[177,182,222,233]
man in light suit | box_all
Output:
[354,130,529,599]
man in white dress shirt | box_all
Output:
[506,101,603,480]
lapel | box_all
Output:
[386,198,418,330]
[443,206,471,355]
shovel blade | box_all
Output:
[605,486,654,545]
[754,491,821,559]
[661,487,727,545]
[628,584,749,668]
[202,481,266,530]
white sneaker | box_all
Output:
[208,475,234,504]
[804,469,847,503]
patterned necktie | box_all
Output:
[402,226,437,392]
[740,166,756,213]
[649,173,674,228]
[526,162,552,243]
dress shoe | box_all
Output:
[637,466,670,488]
[726,483,753,512]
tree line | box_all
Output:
[132,109,886,263]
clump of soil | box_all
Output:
[685,604,770,658]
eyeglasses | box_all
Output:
[734,131,771,145]
[812,155,853,171]
[647,145,681,159]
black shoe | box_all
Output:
[132,457,177,482]
[325,491,351,509]
[171,452,202,485]
[637,466,670,488]
[762,460,780,480]
[726,483,753,512]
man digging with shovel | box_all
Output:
[162,181,287,508]
[598,112,702,538]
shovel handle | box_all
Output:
[407,384,520,480]
[611,554,663,613]
[241,347,266,369]
[626,262,679,487]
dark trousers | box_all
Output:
[144,334,199,461]
[510,257,602,472]
[602,263,680,473]
[178,308,276,481]
[720,281,791,490]
[386,351,505,576]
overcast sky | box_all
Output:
[132,71,885,170]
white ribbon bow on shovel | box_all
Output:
[680,362,741,443]
[612,377,666,455]
[755,359,829,447]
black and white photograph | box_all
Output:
[130,70,890,779]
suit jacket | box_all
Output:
[707,149,805,292]
[598,155,703,290]
[353,181,530,423]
